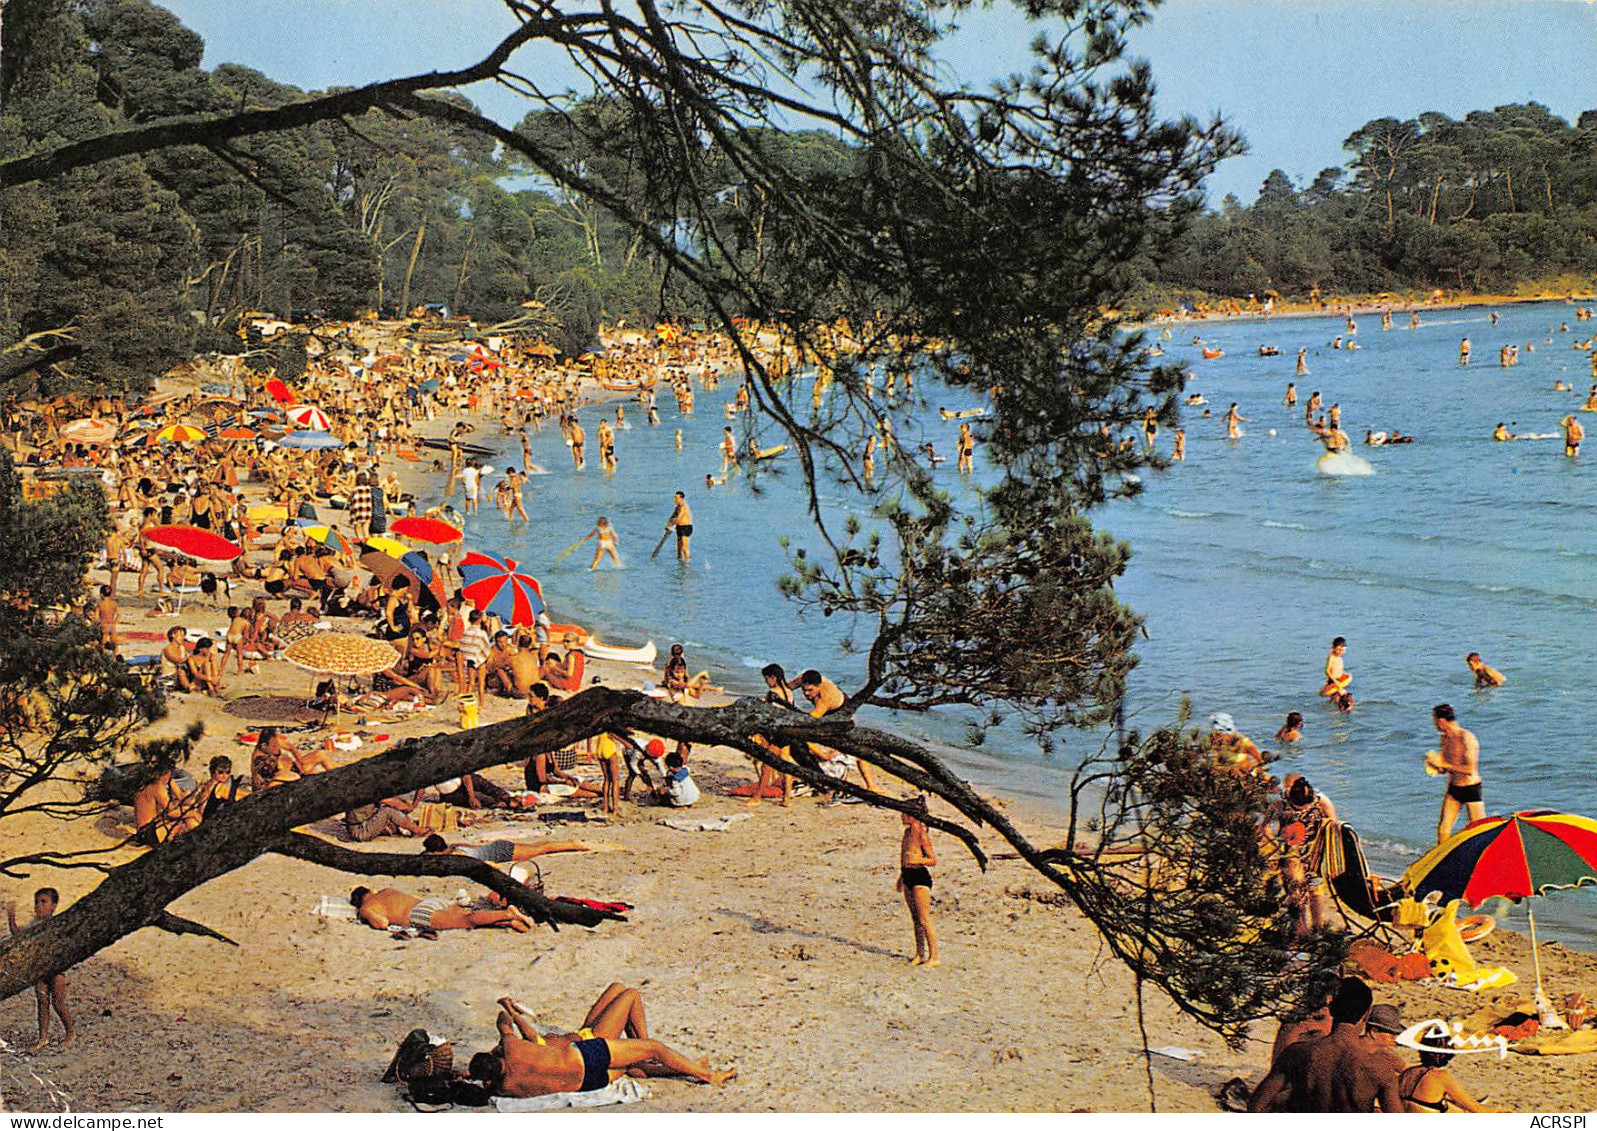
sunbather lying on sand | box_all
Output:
[351,886,532,933]
[468,986,735,1097]
[420,834,600,862]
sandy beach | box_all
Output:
[2,394,1596,1114]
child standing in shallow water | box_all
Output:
[897,807,939,967]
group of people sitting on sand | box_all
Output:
[1241,975,1498,1113]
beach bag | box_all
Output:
[552,745,578,772]
[383,1029,452,1083]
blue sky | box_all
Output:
[162,0,1597,203]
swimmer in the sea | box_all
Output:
[1275,712,1304,743]
[1284,382,1297,407]
[1583,386,1597,411]
[1295,349,1307,375]
[1493,422,1515,442]
[1465,652,1505,688]
[1319,426,1350,453]
[1365,430,1388,446]
[1320,636,1351,699]
[1224,403,1248,440]
[1459,337,1471,365]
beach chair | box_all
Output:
[1323,822,1411,948]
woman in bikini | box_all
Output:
[1399,1050,1497,1112]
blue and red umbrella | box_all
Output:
[458,550,545,626]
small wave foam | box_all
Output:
[1167,509,1216,519]
[1262,520,1307,530]
[1317,452,1375,477]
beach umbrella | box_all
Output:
[218,427,258,441]
[1402,810,1597,1011]
[248,408,282,420]
[359,549,443,609]
[152,423,207,445]
[280,430,343,450]
[60,418,116,445]
[528,342,559,358]
[283,632,400,677]
[447,352,470,363]
[246,504,288,523]
[202,382,245,398]
[417,378,441,393]
[142,524,242,562]
[362,535,409,559]
[294,519,353,555]
[141,524,242,614]
[287,405,332,431]
[458,549,545,626]
[265,378,298,406]
[389,516,462,545]
[282,632,401,726]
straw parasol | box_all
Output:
[282,632,400,676]
[282,632,401,727]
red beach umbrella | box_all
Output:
[142,524,242,561]
[458,550,545,626]
[389,516,463,545]
[265,378,298,406]
[218,427,258,441]
[287,405,332,431]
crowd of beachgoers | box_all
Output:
[4,306,1597,1112]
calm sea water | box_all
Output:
[429,299,1597,945]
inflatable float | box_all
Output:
[1458,914,1495,943]
[753,444,786,460]
[1201,347,1225,359]
[937,407,986,420]
[582,638,658,665]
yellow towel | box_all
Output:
[1422,899,1477,980]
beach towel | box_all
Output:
[491,1078,649,1111]
[661,813,752,833]
[311,894,359,921]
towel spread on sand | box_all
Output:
[311,895,359,920]
[660,813,752,833]
[491,1078,649,1110]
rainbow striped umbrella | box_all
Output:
[152,423,207,445]
[458,549,545,626]
[1403,810,1597,1005]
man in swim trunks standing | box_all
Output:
[1428,703,1484,844]
[666,491,693,561]
[1562,414,1583,458]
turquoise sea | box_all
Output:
[430,299,1597,946]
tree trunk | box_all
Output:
[399,217,427,318]
[452,233,476,313]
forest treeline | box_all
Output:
[3,0,846,386]
[5,0,1595,392]
[1136,103,1597,306]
